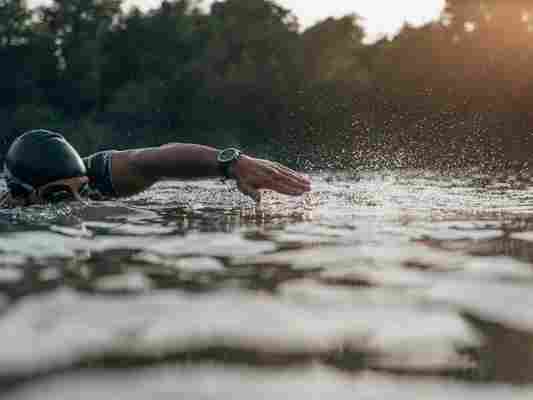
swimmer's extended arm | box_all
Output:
[109,143,311,200]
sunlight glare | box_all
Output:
[282,0,446,43]
[29,0,446,44]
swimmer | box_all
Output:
[0,130,311,207]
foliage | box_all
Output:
[2,0,533,170]
[300,15,368,83]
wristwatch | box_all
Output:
[217,148,242,179]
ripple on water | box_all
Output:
[5,365,533,400]
[134,254,225,274]
[423,278,533,383]
[0,267,24,284]
[0,232,85,258]
[145,233,277,258]
[0,287,479,378]
[93,271,153,293]
[2,171,533,390]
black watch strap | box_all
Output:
[219,162,233,180]
[217,148,242,179]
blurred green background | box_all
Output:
[1,0,532,171]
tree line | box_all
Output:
[1,0,533,171]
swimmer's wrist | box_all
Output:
[230,154,253,181]
[217,148,244,180]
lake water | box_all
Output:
[3,169,533,398]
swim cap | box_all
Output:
[4,130,87,196]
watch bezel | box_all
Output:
[217,148,241,163]
[217,148,242,179]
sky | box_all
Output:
[28,0,447,43]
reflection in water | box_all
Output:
[7,364,533,400]
[2,170,533,394]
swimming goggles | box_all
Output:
[37,177,91,203]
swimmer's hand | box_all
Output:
[232,156,311,202]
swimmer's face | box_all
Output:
[6,176,91,206]
[35,176,90,204]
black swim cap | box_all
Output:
[4,130,86,195]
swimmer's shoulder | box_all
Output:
[82,150,118,198]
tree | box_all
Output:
[103,1,211,133]
[442,0,533,108]
[300,15,369,83]
[200,0,301,88]
[103,1,207,87]
[185,0,304,146]
[0,0,32,106]
[444,0,533,39]
[0,1,58,110]
[40,0,122,115]
[0,0,30,47]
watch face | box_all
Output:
[218,148,241,163]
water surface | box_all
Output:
[3,170,533,396]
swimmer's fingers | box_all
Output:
[234,156,311,196]
[272,161,311,184]
[267,161,311,193]
[236,172,301,200]
[258,172,310,196]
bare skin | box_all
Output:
[1,176,90,207]
[110,143,312,201]
[0,144,311,207]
